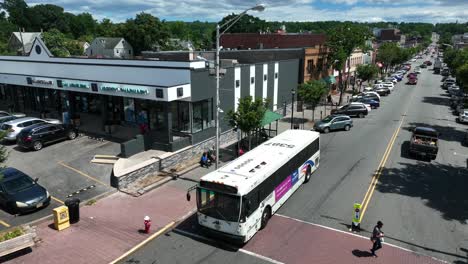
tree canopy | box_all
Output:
[297,80,328,120]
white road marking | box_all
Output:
[174,228,284,264]
[275,214,449,263]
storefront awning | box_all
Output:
[322,75,336,84]
[261,110,283,126]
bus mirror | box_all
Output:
[186,192,191,201]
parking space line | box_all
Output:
[0,220,11,227]
[57,161,108,186]
[51,196,64,204]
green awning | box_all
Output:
[322,75,336,84]
[261,110,283,126]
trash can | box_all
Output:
[65,198,80,224]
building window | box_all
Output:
[307,59,314,74]
[177,87,184,97]
[192,99,214,133]
[172,101,190,133]
[116,49,119,53]
[156,89,164,98]
[264,75,267,81]
[235,80,240,88]
[317,58,323,73]
[251,77,255,84]
[275,73,278,79]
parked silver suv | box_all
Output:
[313,115,353,133]
[0,117,61,142]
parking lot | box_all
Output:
[0,134,120,231]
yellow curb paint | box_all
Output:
[51,196,64,204]
[109,221,176,264]
[0,220,11,227]
[58,161,108,186]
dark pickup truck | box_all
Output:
[409,127,439,160]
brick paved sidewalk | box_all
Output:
[2,184,196,264]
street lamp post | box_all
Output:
[290,88,295,129]
[214,4,265,169]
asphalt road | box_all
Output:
[0,135,120,231]
[122,57,468,264]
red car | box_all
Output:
[407,77,418,85]
[407,73,417,78]
[424,60,432,66]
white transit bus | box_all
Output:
[191,130,320,243]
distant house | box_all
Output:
[168,38,194,50]
[8,32,42,55]
[80,41,90,54]
[86,37,133,58]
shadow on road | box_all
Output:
[422,96,449,106]
[377,161,468,222]
[172,213,240,252]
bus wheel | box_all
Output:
[260,207,271,230]
[304,165,311,183]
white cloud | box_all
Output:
[25,0,468,23]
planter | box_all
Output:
[0,227,36,257]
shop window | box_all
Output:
[192,99,214,133]
[172,102,190,133]
[156,89,164,98]
[124,98,136,123]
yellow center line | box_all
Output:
[58,161,108,186]
[360,117,406,221]
[360,121,401,206]
[51,196,64,204]
[0,220,10,228]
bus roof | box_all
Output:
[200,130,319,195]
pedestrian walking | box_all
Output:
[370,221,384,257]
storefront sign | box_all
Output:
[27,77,54,86]
[61,80,90,89]
[100,83,149,95]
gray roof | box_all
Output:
[94,37,124,49]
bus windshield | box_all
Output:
[197,188,241,222]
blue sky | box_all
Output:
[27,0,468,23]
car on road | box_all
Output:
[0,111,25,118]
[350,102,371,112]
[414,68,422,74]
[407,77,418,85]
[441,67,450,76]
[313,115,353,133]
[0,116,17,126]
[0,117,61,142]
[352,98,380,109]
[331,103,368,118]
[410,58,417,62]
[457,110,468,124]
[0,167,51,214]
[384,77,398,84]
[407,72,417,79]
[17,123,78,151]
[442,78,456,90]
[424,60,432,66]
[409,127,439,160]
[381,82,395,91]
[391,74,403,81]
[374,86,391,95]
[419,64,427,68]
[352,92,380,102]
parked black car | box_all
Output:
[409,127,439,160]
[17,123,78,151]
[331,104,368,118]
[0,167,50,214]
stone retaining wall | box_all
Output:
[112,130,237,189]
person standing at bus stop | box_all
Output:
[370,221,384,257]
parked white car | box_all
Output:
[384,77,397,84]
[350,102,372,112]
[381,82,395,91]
[458,110,468,124]
[0,117,61,141]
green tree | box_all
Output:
[68,13,97,39]
[1,0,30,29]
[456,63,468,91]
[376,42,399,73]
[326,23,371,104]
[356,64,379,88]
[27,4,69,33]
[226,96,268,150]
[120,13,170,55]
[42,29,70,57]
[65,40,83,56]
[96,18,119,37]
[297,80,328,121]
